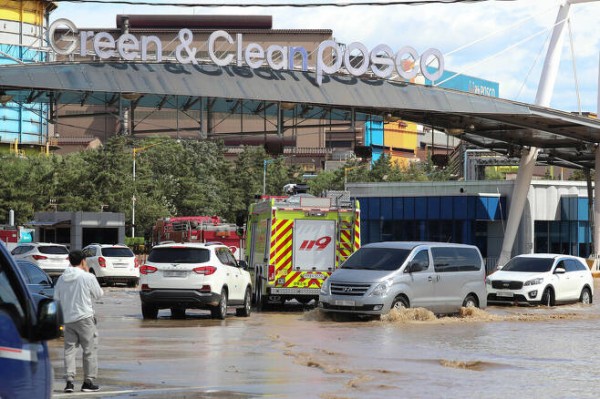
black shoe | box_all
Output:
[81,380,100,392]
[64,381,74,393]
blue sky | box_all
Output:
[49,0,600,113]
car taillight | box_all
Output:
[193,266,217,275]
[141,284,151,291]
[134,258,139,268]
[32,255,48,260]
[140,265,158,275]
[268,264,275,281]
[98,257,106,268]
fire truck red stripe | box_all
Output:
[283,271,300,287]
[274,222,292,243]
[273,233,291,257]
[276,248,292,267]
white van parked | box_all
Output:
[319,241,487,316]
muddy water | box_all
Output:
[50,282,600,398]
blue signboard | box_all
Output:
[425,67,499,97]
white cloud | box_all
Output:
[50,0,600,112]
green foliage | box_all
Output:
[0,139,456,237]
[485,167,505,180]
[568,169,591,181]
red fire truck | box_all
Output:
[151,216,244,260]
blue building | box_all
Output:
[349,180,591,271]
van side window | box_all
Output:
[431,247,481,273]
[411,250,429,272]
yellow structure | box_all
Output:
[383,120,419,167]
[0,1,50,25]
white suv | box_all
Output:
[139,242,252,320]
[487,254,594,306]
[82,244,139,287]
[11,243,70,278]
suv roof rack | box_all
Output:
[203,241,224,246]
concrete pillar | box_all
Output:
[594,54,600,264]
[497,147,539,266]
[497,2,573,266]
[594,148,600,259]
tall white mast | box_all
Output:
[497,0,599,266]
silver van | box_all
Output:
[318,241,487,316]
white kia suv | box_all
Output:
[82,244,139,287]
[11,243,70,278]
[139,242,252,319]
[487,254,594,306]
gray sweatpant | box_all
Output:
[63,316,98,383]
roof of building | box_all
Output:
[0,61,599,169]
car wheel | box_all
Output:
[170,307,186,319]
[141,303,158,320]
[541,287,554,306]
[462,294,479,308]
[212,288,228,320]
[236,287,252,317]
[579,287,592,304]
[391,296,409,311]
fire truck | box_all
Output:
[245,191,360,309]
[151,216,244,260]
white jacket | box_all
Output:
[54,266,104,324]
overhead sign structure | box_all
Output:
[49,18,444,86]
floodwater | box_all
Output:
[50,281,600,398]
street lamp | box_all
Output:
[263,159,275,196]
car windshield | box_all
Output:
[502,257,554,273]
[148,248,210,263]
[341,248,411,271]
[17,262,50,285]
[39,245,68,255]
[101,247,134,257]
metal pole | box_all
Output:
[132,150,136,238]
[263,160,267,196]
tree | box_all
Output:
[230,146,267,221]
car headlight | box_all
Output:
[524,277,544,286]
[320,279,331,296]
[485,278,491,285]
[370,279,392,297]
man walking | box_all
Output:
[54,249,104,393]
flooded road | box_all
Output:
[50,281,600,398]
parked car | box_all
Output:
[82,244,139,287]
[0,235,62,399]
[11,243,70,279]
[139,242,252,320]
[319,241,487,316]
[15,260,55,298]
[486,254,594,306]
